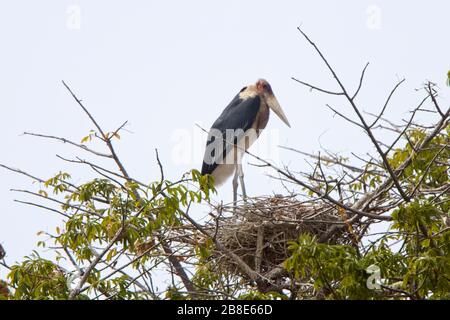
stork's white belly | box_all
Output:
[211,128,260,186]
[211,163,236,186]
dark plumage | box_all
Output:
[201,92,260,177]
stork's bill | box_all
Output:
[201,79,290,186]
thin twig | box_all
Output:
[291,77,344,96]
[23,132,112,158]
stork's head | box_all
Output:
[256,79,291,127]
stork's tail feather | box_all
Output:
[201,161,213,176]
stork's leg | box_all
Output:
[232,166,239,209]
[237,163,247,201]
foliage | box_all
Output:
[8,252,70,299]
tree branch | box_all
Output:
[295,26,410,202]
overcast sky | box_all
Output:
[0,1,448,282]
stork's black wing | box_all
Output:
[201,91,260,175]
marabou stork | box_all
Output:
[201,79,290,203]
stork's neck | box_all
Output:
[256,102,270,131]
[239,85,270,130]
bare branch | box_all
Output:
[354,105,450,210]
[368,78,405,128]
[23,132,112,158]
[296,26,410,202]
[351,62,369,100]
[0,164,45,183]
[11,188,102,218]
[325,104,364,128]
[62,80,132,181]
[13,199,71,219]
[426,82,444,117]
[291,77,344,96]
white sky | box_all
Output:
[0,1,448,283]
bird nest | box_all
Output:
[206,195,360,279]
